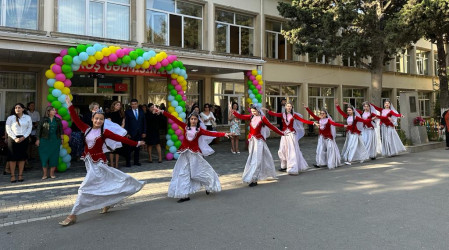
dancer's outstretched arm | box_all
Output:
[370,103,383,112]
[200,129,230,138]
[104,129,143,147]
[389,111,403,118]
[304,106,320,121]
[335,104,349,119]
[155,108,186,128]
[266,110,282,118]
[293,114,314,125]
[328,120,345,128]
[66,96,89,133]
[262,116,283,136]
[232,110,251,121]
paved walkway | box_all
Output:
[1,136,350,227]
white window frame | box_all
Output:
[396,51,410,73]
[416,50,429,75]
[213,81,245,125]
[146,1,203,49]
[343,88,365,109]
[265,21,291,60]
[418,91,431,117]
[0,0,39,29]
[308,87,335,118]
[215,10,254,55]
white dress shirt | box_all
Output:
[200,112,216,126]
[28,110,40,136]
[6,114,32,139]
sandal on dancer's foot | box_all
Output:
[10,176,17,183]
[177,198,190,203]
[18,175,24,182]
[100,206,111,214]
[59,217,76,226]
[42,176,48,180]
[248,182,258,187]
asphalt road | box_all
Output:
[1,148,449,250]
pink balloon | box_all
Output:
[52,65,62,74]
[55,114,62,119]
[64,128,72,135]
[116,49,124,58]
[178,135,184,141]
[109,54,118,62]
[62,120,68,129]
[101,57,109,64]
[55,56,63,66]
[259,89,263,94]
[161,59,169,67]
[123,48,131,55]
[55,74,66,81]
[175,85,182,91]
[256,85,261,90]
[155,62,161,69]
[63,79,72,87]
[60,49,68,57]
[166,153,174,160]
[167,55,177,63]
[168,119,174,124]
[175,129,182,136]
[171,123,178,130]
[249,75,255,81]
[177,91,184,96]
[171,79,178,85]
[252,80,258,85]
[182,96,187,101]
[246,71,252,77]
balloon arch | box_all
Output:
[45,43,264,172]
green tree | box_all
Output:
[401,0,449,111]
[278,0,418,105]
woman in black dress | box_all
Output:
[106,101,125,168]
[146,103,162,163]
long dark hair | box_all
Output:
[10,103,28,126]
[284,102,294,116]
[83,112,106,145]
[186,112,201,131]
[231,102,239,111]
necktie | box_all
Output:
[134,109,138,119]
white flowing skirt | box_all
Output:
[341,132,369,162]
[243,137,277,183]
[362,128,378,158]
[71,157,144,215]
[103,119,127,153]
[380,125,406,157]
[278,132,308,174]
[316,135,341,169]
[168,150,221,198]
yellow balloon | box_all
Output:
[160,51,167,58]
[69,94,73,101]
[81,61,88,66]
[135,65,141,69]
[54,81,64,90]
[171,73,178,79]
[252,70,258,76]
[87,56,97,65]
[171,112,178,118]
[177,117,183,121]
[259,81,263,85]
[256,75,262,81]
[50,63,55,68]
[62,87,70,95]
[177,76,185,82]
[182,86,187,91]
[168,106,175,113]
[149,57,157,65]
[94,51,104,60]
[155,54,163,62]
[63,142,69,148]
[63,135,69,144]
[66,147,72,154]
[247,98,252,103]
[45,69,56,79]
[109,46,117,53]
[142,61,150,69]
[102,47,111,56]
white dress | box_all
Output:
[361,112,379,159]
[316,118,341,169]
[278,113,308,174]
[340,116,369,163]
[168,128,222,198]
[70,129,144,215]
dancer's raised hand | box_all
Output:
[302,103,307,108]
[334,99,339,105]
[153,107,162,114]
[137,141,146,147]
[261,107,269,112]
[65,95,72,107]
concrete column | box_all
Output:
[389,58,396,72]
[204,76,212,104]
[43,0,55,34]
[429,44,435,77]
[206,2,215,52]
[410,46,417,75]
[392,88,398,110]
[135,0,145,45]
[256,0,264,59]
[336,84,343,122]
[300,82,308,115]
[135,75,145,101]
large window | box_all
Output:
[342,56,356,67]
[381,90,391,108]
[184,79,201,111]
[146,0,202,49]
[419,92,431,117]
[308,54,330,64]
[265,84,298,122]
[265,20,292,60]
[213,81,244,125]
[0,0,38,29]
[396,51,410,73]
[416,50,429,75]
[58,0,130,40]
[215,10,254,56]
[0,72,37,120]
[434,53,438,76]
[308,87,335,119]
[343,88,365,109]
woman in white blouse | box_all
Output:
[200,104,216,131]
[6,103,32,183]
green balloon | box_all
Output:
[63,114,71,121]
[76,44,86,53]
[108,62,114,66]
[57,162,67,172]
[252,89,258,95]
[247,80,252,85]
[68,121,72,127]
[256,94,262,99]
[171,134,178,141]
[174,141,181,148]
[172,61,179,68]
[114,58,122,65]
[178,61,184,67]
[47,94,57,102]
[170,89,177,96]
[122,55,131,64]
[166,64,173,71]
[129,51,138,60]
[65,72,74,79]
[179,101,185,107]
[48,87,55,94]
[168,84,174,90]
[68,47,78,57]
[175,95,182,101]
[58,107,68,116]
[158,67,165,72]
[168,128,174,135]
[183,107,186,112]
[58,157,63,164]
[136,48,144,56]
[63,55,73,65]
[52,101,62,109]
[62,64,72,73]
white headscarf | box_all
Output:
[251,105,270,139]
[348,105,364,132]
[188,111,215,156]
[387,101,399,126]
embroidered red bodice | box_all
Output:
[162,111,226,154]
[305,107,344,140]
[232,111,283,140]
[267,110,314,132]
[336,105,371,134]
[370,103,402,127]
[69,105,138,163]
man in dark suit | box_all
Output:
[440,108,449,150]
[125,99,146,167]
[276,98,287,130]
